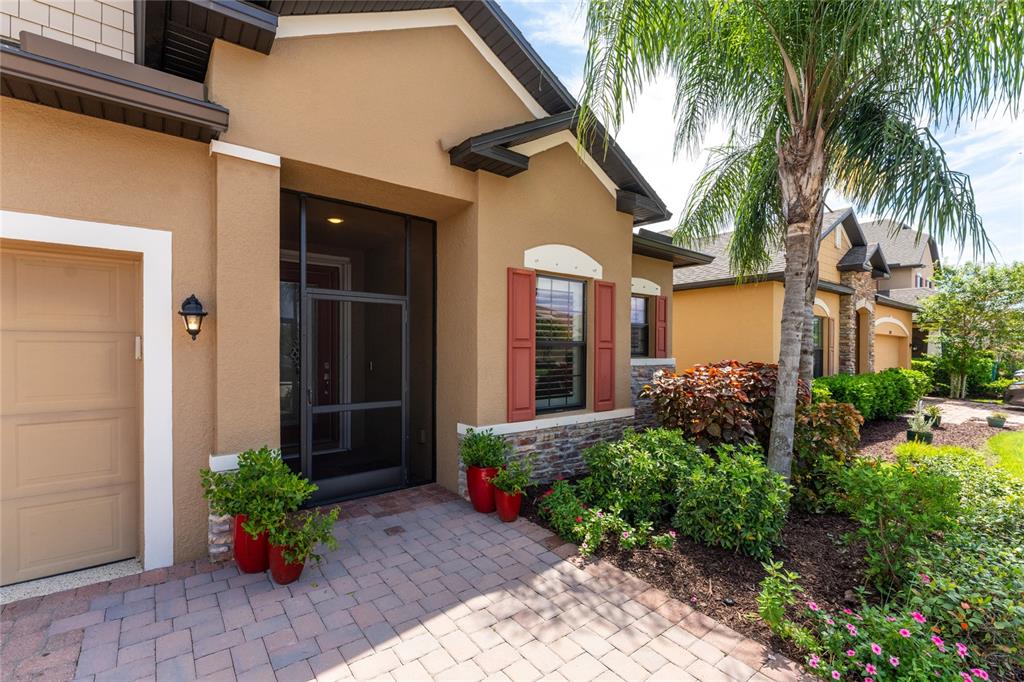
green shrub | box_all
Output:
[267,508,339,565]
[791,401,863,512]
[976,377,1013,399]
[810,382,833,403]
[537,480,586,540]
[490,457,532,495]
[815,370,920,421]
[915,353,996,397]
[200,447,317,538]
[459,428,510,468]
[642,361,809,448]
[672,444,791,559]
[835,458,961,596]
[578,428,700,525]
[896,367,932,401]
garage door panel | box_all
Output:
[1,241,140,586]
[1,409,137,499]
[875,334,905,371]
[0,485,138,584]
[2,332,135,415]
[0,249,137,332]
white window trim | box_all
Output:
[0,210,175,571]
[630,277,661,296]
[524,244,602,279]
[874,316,910,336]
[458,408,635,437]
[630,357,675,367]
[276,8,547,118]
[813,297,832,318]
[209,141,280,168]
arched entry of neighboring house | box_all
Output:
[875,318,910,370]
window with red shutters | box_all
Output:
[654,294,668,358]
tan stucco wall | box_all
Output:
[475,143,634,425]
[874,304,913,370]
[631,254,674,356]
[672,282,780,369]
[818,227,848,284]
[0,100,217,562]
[206,26,534,205]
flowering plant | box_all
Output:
[803,602,989,681]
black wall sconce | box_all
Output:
[178,294,207,341]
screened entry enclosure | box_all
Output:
[280,192,435,503]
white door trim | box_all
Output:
[1,210,174,570]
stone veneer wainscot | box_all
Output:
[631,358,676,427]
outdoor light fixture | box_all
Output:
[327,216,344,224]
[178,294,207,341]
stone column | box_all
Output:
[838,271,876,374]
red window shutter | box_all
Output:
[654,295,668,358]
[507,267,536,422]
[594,280,615,412]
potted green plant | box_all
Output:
[460,428,510,513]
[987,411,1008,428]
[923,404,942,428]
[200,447,316,574]
[490,457,532,522]
[267,508,339,585]
[906,403,934,444]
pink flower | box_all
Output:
[885,616,897,622]
[889,657,899,667]
[826,618,835,625]
[870,643,882,656]
[575,516,582,523]
[899,628,911,637]
[970,669,989,681]
[920,573,932,584]
[865,664,877,675]
[846,650,856,657]
[668,530,677,538]
[865,679,874,682]
[962,674,974,682]
[843,608,853,615]
[956,642,968,658]
[846,624,859,636]
[911,611,927,623]
[807,601,820,612]
[621,531,630,539]
[808,655,820,669]
[931,635,945,651]
[831,671,841,680]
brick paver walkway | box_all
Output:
[921,396,1024,426]
[1,485,808,681]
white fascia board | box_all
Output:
[457,408,635,437]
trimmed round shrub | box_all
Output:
[672,444,791,559]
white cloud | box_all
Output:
[507,0,586,51]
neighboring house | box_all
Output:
[672,208,922,377]
[859,219,941,357]
[0,2,711,584]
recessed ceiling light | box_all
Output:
[327,217,344,224]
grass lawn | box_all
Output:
[988,431,1024,480]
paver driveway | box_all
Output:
[1,485,808,681]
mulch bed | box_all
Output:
[858,417,1016,459]
[521,490,865,662]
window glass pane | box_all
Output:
[311,407,402,480]
[536,346,584,411]
[631,326,649,356]
[536,275,585,411]
[630,296,647,324]
[536,277,584,342]
[812,317,823,348]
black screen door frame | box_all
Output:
[296,193,412,503]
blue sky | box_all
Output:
[501,0,1024,265]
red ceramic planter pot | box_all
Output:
[268,544,305,585]
[494,489,522,523]
[233,514,268,573]
[466,466,498,513]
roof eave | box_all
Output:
[633,229,712,267]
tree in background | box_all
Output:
[918,263,1024,399]
[577,0,1021,479]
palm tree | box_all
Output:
[578,0,1020,479]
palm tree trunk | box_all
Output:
[799,267,819,387]
[767,128,826,481]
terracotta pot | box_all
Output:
[466,466,498,513]
[494,489,522,523]
[906,430,934,444]
[233,514,268,573]
[268,543,305,585]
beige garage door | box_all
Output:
[1,241,140,586]
[875,333,906,371]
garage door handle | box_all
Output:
[135,336,142,360]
